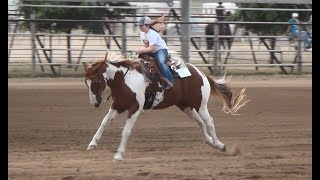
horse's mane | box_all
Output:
[85,51,143,78]
[84,59,107,78]
[104,51,138,68]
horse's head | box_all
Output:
[83,61,107,108]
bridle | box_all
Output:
[85,65,131,102]
[84,73,102,87]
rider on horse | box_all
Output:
[134,16,174,90]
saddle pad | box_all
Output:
[175,68,191,78]
[171,57,191,78]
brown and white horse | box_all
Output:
[83,52,248,161]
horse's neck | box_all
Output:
[104,62,148,99]
[104,63,128,80]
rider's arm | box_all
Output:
[136,45,156,54]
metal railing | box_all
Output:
[8,3,312,77]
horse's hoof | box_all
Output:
[113,153,123,161]
[113,157,123,162]
[221,145,226,152]
[87,145,96,151]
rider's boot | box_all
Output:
[165,83,173,91]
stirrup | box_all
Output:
[165,84,173,91]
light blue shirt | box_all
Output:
[289,18,299,34]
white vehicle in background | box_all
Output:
[202,2,238,35]
[166,2,238,35]
[165,17,214,37]
[202,2,238,15]
[129,1,180,16]
[127,1,180,34]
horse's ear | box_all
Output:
[83,62,88,71]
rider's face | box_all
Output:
[138,24,149,32]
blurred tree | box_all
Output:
[19,0,136,65]
[229,3,311,35]
[229,3,311,66]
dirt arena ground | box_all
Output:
[8,76,312,180]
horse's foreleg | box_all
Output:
[113,109,142,161]
[198,108,225,151]
[183,107,215,148]
[87,107,118,150]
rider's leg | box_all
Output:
[301,31,311,49]
[293,31,311,50]
[150,49,174,88]
[206,37,213,50]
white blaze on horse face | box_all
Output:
[86,79,98,105]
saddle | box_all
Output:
[138,53,183,84]
[124,51,190,83]
[124,51,191,109]
[138,54,177,109]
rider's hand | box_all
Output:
[134,49,140,54]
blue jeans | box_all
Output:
[291,30,311,50]
[149,49,174,84]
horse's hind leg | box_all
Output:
[198,107,226,151]
[182,107,218,149]
[87,107,118,150]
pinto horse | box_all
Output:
[83,51,248,161]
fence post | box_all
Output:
[181,0,190,63]
[50,24,54,65]
[296,29,302,74]
[30,14,36,78]
[121,22,127,55]
[213,23,220,75]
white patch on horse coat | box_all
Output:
[86,79,98,105]
[152,83,165,107]
[102,63,118,80]
[104,63,148,106]
[188,63,212,108]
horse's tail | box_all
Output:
[205,74,249,115]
